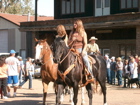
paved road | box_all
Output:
[0,79,140,105]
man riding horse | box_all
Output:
[87,36,100,55]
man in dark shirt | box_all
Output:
[110,56,116,85]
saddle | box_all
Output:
[70,48,96,64]
[57,48,97,87]
[70,48,97,85]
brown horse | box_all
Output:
[34,38,58,105]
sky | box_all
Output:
[32,0,54,16]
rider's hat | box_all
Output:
[89,36,98,41]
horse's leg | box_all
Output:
[85,83,92,105]
[69,88,73,101]
[81,87,85,105]
[73,82,79,105]
[98,80,107,105]
[56,84,64,105]
[42,81,49,105]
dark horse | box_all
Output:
[53,36,107,105]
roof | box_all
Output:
[20,12,140,32]
[0,13,54,26]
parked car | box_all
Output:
[34,65,41,78]
[0,53,10,57]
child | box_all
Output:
[0,56,8,99]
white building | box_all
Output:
[0,13,53,59]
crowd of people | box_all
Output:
[0,50,34,99]
[105,54,140,88]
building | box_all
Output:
[0,13,53,59]
[20,0,140,59]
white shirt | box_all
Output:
[106,59,111,68]
[5,56,20,76]
[129,62,138,78]
[124,65,130,74]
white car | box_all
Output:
[34,65,41,78]
[0,53,10,56]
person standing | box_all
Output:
[86,36,100,55]
[17,56,24,84]
[0,56,8,99]
[129,57,138,79]
[138,57,140,87]
[134,54,139,64]
[5,50,20,97]
[116,57,123,87]
[123,59,130,88]
[19,57,33,90]
[105,55,111,84]
[110,56,116,85]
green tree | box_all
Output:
[0,0,34,15]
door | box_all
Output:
[95,0,110,17]
[0,30,8,53]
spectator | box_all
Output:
[5,50,20,97]
[17,56,24,84]
[110,56,116,85]
[123,59,130,88]
[105,55,111,83]
[138,57,140,87]
[116,57,123,87]
[127,55,134,71]
[19,57,33,90]
[129,57,138,79]
[134,54,139,64]
[0,56,8,99]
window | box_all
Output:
[105,0,110,7]
[62,1,66,14]
[127,0,131,8]
[61,0,85,14]
[121,0,126,9]
[119,44,136,59]
[97,0,101,8]
[120,0,138,9]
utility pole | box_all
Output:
[35,0,38,21]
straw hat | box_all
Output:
[117,57,122,61]
[89,36,98,41]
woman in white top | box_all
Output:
[129,58,138,79]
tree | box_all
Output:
[0,0,34,15]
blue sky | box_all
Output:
[32,0,54,16]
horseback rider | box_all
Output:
[87,36,100,55]
[56,24,68,46]
[68,19,94,80]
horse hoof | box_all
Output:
[71,102,74,105]
[104,103,107,105]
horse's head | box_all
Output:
[34,38,48,64]
[53,36,67,63]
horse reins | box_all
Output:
[59,40,75,64]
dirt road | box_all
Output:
[0,79,140,105]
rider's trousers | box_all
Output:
[76,48,93,77]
